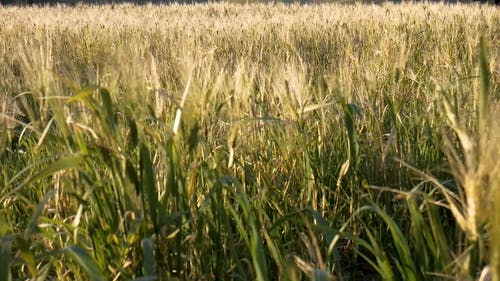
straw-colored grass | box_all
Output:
[0,3,498,280]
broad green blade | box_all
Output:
[66,85,100,104]
[373,205,416,281]
[140,143,158,233]
[99,88,116,132]
[66,246,104,281]
[5,156,84,201]
[27,156,83,186]
[0,233,12,281]
[142,237,155,277]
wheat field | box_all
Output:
[0,2,499,280]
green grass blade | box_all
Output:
[140,143,159,234]
[362,224,395,281]
[4,156,83,202]
[226,178,268,281]
[34,263,50,281]
[478,36,490,132]
[98,88,116,133]
[406,196,442,278]
[372,205,417,281]
[65,245,104,281]
[66,85,100,104]
[425,200,452,269]
[312,269,332,281]
[26,189,54,235]
[26,156,83,186]
[0,234,12,281]
[142,237,155,277]
[131,277,157,281]
[342,103,359,168]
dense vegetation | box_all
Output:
[0,3,499,280]
[1,0,498,6]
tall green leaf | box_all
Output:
[140,143,158,234]
[66,245,104,281]
[142,237,155,277]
